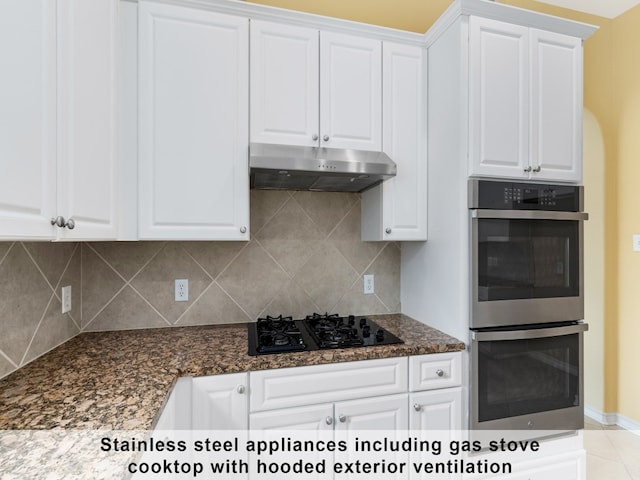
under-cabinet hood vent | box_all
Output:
[249,143,397,193]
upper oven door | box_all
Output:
[471,209,587,329]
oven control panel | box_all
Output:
[470,180,582,212]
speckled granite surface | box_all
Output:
[0,314,465,430]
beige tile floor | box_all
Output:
[585,417,640,479]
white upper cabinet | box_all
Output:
[320,31,382,151]
[468,16,584,183]
[0,0,57,239]
[250,21,319,147]
[469,17,530,179]
[138,1,249,240]
[250,21,382,151]
[57,0,119,240]
[530,29,583,182]
[0,0,119,241]
[362,42,426,241]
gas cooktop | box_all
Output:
[247,313,404,356]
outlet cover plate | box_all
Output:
[364,274,374,294]
[175,279,189,302]
[61,286,72,314]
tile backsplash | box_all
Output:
[0,191,400,379]
[0,242,81,379]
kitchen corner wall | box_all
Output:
[0,191,400,380]
[0,242,81,380]
[82,191,400,332]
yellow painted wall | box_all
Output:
[611,4,640,423]
[246,0,637,423]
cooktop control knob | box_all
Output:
[359,318,367,328]
[375,328,384,341]
[362,325,371,337]
[348,315,355,325]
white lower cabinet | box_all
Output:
[191,372,248,430]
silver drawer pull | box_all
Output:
[237,385,245,394]
[338,414,346,423]
[436,369,444,377]
[413,404,421,412]
[325,416,333,425]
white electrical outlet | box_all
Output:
[175,279,189,302]
[364,274,374,294]
[634,235,640,252]
[61,286,72,314]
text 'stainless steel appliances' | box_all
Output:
[469,179,588,432]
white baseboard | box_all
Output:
[585,404,640,433]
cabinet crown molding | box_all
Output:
[424,0,598,47]
[136,0,424,45]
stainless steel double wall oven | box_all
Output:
[468,179,588,431]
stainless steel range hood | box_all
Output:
[249,143,396,193]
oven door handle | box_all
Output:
[471,210,589,221]
[472,323,588,342]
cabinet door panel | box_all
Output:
[469,17,529,179]
[0,0,56,239]
[138,2,249,240]
[320,32,381,151]
[382,42,426,240]
[530,29,582,182]
[409,388,462,431]
[250,20,319,147]
[57,0,119,240]
[335,393,408,431]
[192,373,248,429]
[250,403,334,431]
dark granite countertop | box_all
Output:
[0,314,465,430]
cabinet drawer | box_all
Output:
[250,357,408,412]
[409,352,462,391]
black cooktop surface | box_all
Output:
[248,313,403,356]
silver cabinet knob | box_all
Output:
[237,385,245,394]
[51,216,65,228]
[240,226,247,234]
[524,166,532,173]
[338,414,346,423]
[385,228,392,234]
[325,416,333,425]
[323,135,330,142]
[65,218,75,230]
[413,404,421,412]
[436,369,444,377]
[532,166,541,173]
[312,134,319,141]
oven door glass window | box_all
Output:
[477,219,579,301]
[477,333,580,422]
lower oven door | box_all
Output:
[471,322,587,431]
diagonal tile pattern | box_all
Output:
[82,192,399,333]
[0,191,402,380]
[0,242,81,380]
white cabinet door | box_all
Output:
[468,17,529,179]
[530,29,582,183]
[250,403,334,431]
[410,388,463,480]
[362,42,426,241]
[0,0,57,239]
[57,0,119,240]
[250,20,319,147]
[409,387,462,431]
[192,373,248,429]
[335,393,408,431]
[138,2,249,240]
[320,31,382,151]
